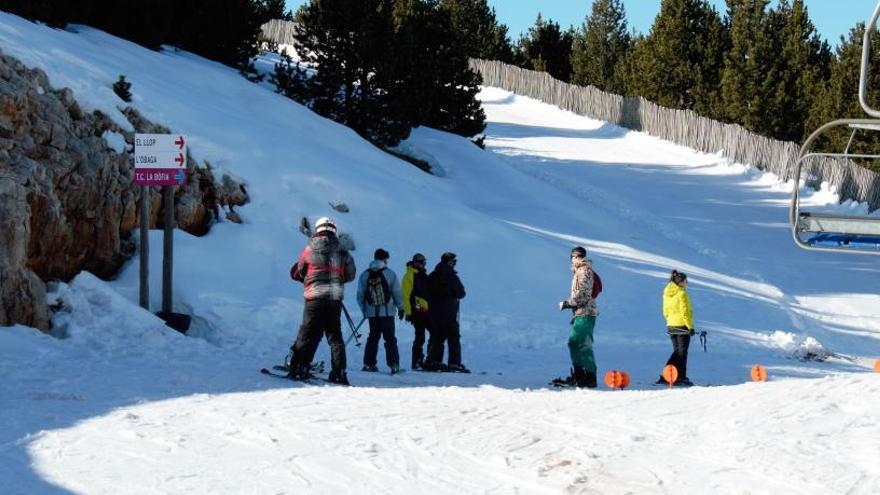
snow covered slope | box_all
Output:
[1,12,879,494]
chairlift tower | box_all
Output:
[790,0,880,254]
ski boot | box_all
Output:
[422,362,448,372]
[447,363,471,373]
[674,377,694,387]
[551,367,578,387]
[583,369,598,389]
[362,365,379,372]
[328,369,350,386]
[574,366,597,389]
[287,363,313,381]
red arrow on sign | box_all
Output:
[174,153,184,166]
[174,136,185,149]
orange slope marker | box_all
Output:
[662,365,678,388]
[750,364,768,382]
[604,370,630,390]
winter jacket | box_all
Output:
[290,232,356,301]
[401,262,430,317]
[356,260,404,318]
[567,257,598,317]
[662,281,693,331]
[427,262,465,325]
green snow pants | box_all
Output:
[568,315,597,372]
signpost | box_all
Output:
[134,133,190,333]
[134,134,188,186]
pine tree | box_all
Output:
[570,0,631,94]
[293,0,410,147]
[516,14,575,82]
[807,24,880,159]
[720,0,788,133]
[629,0,726,117]
[270,52,311,102]
[0,0,73,27]
[616,33,645,96]
[764,0,831,142]
[391,0,486,137]
[438,0,514,62]
[257,0,292,21]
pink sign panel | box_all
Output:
[134,168,189,186]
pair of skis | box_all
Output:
[260,367,347,385]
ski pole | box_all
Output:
[344,316,366,347]
[341,302,362,347]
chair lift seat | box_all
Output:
[797,212,880,237]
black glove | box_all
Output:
[689,328,696,336]
[398,309,405,321]
[559,301,571,311]
[404,314,411,322]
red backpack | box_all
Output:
[591,271,603,299]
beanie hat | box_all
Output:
[571,246,587,258]
[374,248,390,261]
[671,270,688,284]
[411,253,426,263]
[441,252,457,263]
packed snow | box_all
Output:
[1,12,879,494]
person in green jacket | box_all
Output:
[557,246,599,388]
[658,270,695,386]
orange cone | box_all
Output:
[750,364,768,382]
[604,370,630,389]
[662,365,678,386]
[874,359,880,373]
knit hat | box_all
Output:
[571,246,587,258]
[314,217,336,234]
[671,270,688,284]
[374,248,390,261]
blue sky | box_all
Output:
[284,1,876,47]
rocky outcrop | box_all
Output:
[0,49,249,330]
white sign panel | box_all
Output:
[134,134,186,153]
[134,133,188,186]
[134,134,186,170]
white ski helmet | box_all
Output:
[314,216,337,234]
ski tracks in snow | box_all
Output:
[27,378,880,494]
[505,159,727,263]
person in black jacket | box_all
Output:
[424,252,468,373]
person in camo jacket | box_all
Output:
[557,246,599,388]
[288,217,356,385]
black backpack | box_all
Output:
[365,268,390,307]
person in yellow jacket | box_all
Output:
[401,253,431,370]
[658,270,695,386]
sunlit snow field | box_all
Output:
[1,12,879,494]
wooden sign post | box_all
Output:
[133,133,190,333]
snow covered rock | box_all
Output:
[0,49,248,330]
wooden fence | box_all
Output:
[255,20,880,210]
[260,19,297,45]
[469,59,880,211]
